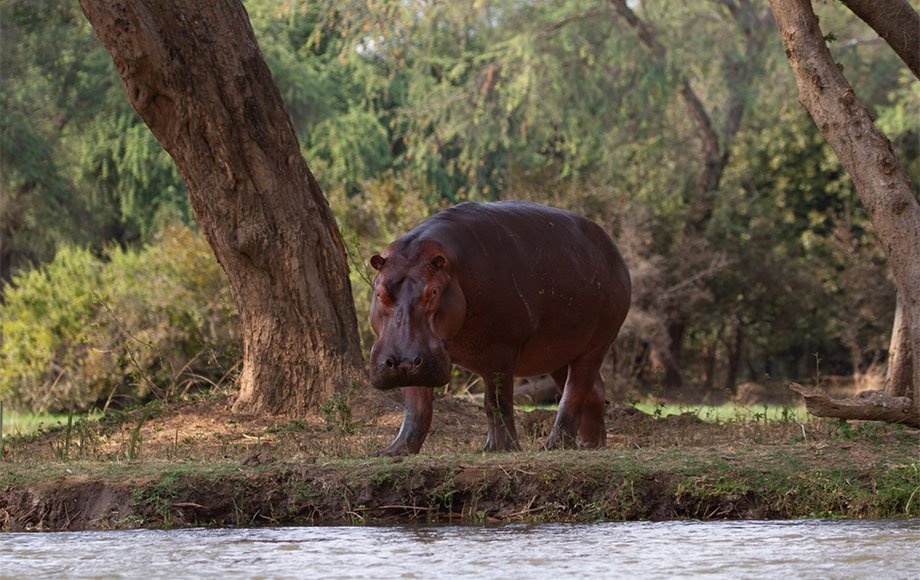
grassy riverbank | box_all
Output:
[1,393,918,530]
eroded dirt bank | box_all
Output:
[4,443,919,531]
[2,395,918,531]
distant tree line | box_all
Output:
[1,0,917,411]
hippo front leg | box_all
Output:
[379,387,433,456]
[483,370,520,452]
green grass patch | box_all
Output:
[2,410,100,437]
[631,401,809,423]
[515,401,810,423]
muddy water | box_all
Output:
[2,520,918,579]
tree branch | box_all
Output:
[606,0,668,59]
[540,8,607,36]
[837,0,920,79]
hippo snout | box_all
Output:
[370,346,451,390]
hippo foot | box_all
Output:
[484,425,521,452]
[576,436,606,450]
[376,439,420,457]
[543,431,578,451]
[483,439,521,453]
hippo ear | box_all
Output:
[432,276,466,340]
[370,255,386,271]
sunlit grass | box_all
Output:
[631,401,810,423]
[2,410,101,437]
[516,401,810,423]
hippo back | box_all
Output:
[406,201,630,377]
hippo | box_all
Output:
[368,201,631,455]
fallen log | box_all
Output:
[789,383,920,428]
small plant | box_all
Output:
[322,383,356,434]
[266,418,309,434]
[126,402,159,461]
[63,405,75,460]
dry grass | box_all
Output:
[0,387,891,465]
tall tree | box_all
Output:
[78,0,367,414]
[607,0,774,389]
[835,0,919,398]
[769,0,920,412]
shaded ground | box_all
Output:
[1,390,918,530]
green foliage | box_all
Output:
[246,0,395,193]
[0,0,192,277]
[1,0,915,399]
[876,70,920,198]
[0,245,103,411]
[0,226,240,413]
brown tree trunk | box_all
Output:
[770,0,920,414]
[79,0,368,415]
[663,317,688,391]
[886,290,914,397]
[725,321,744,393]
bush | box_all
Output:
[328,171,440,352]
[0,225,240,413]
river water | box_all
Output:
[2,519,918,579]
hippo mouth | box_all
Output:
[369,348,452,391]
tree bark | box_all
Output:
[886,290,914,397]
[79,0,367,415]
[662,317,688,392]
[837,0,920,79]
[769,0,920,413]
[725,321,745,393]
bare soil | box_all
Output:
[1,390,918,531]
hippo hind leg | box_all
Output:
[545,355,606,450]
[577,374,606,448]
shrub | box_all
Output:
[0,246,103,411]
[0,225,240,413]
[328,171,439,352]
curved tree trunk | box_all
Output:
[886,290,913,397]
[79,0,368,415]
[769,0,920,414]
[837,0,920,79]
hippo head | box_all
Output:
[368,240,466,390]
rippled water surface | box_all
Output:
[2,519,918,579]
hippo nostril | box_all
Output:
[412,356,423,368]
[384,357,397,369]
